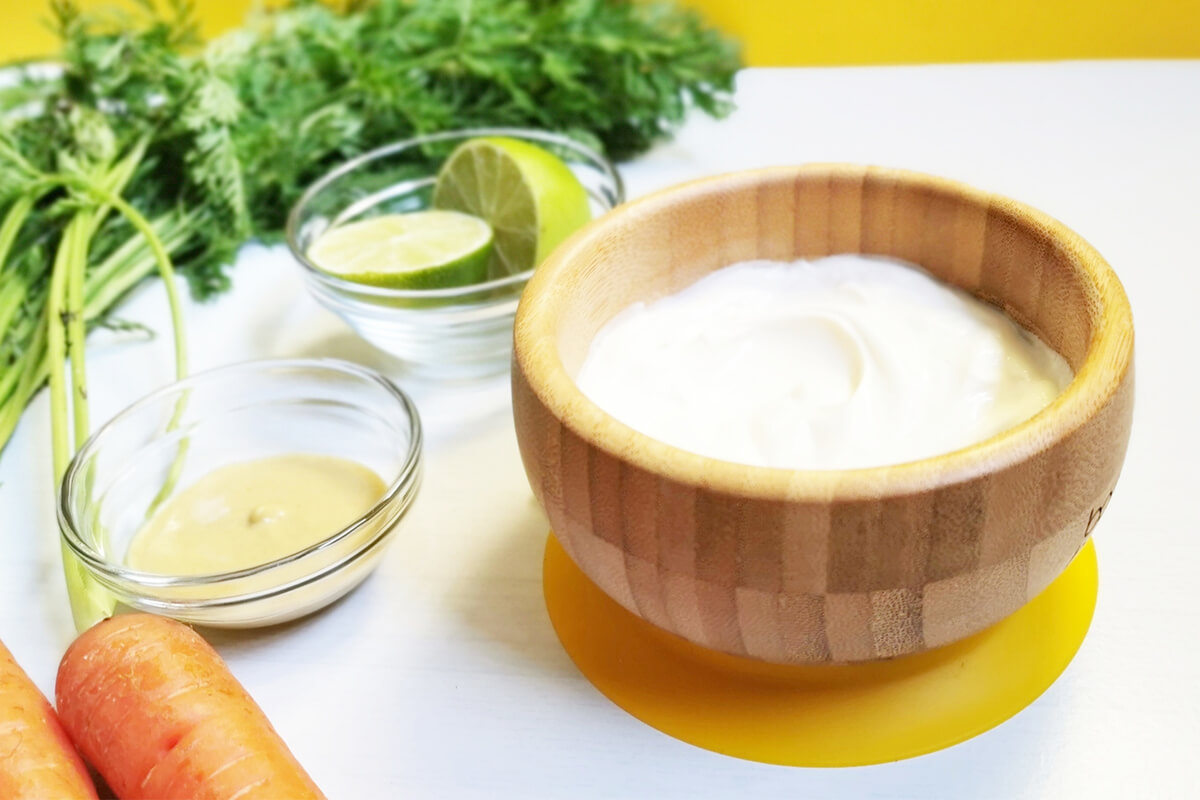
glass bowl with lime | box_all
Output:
[287,129,623,378]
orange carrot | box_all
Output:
[0,637,98,799]
[56,614,326,800]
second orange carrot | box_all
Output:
[56,614,326,800]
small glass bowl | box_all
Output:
[286,128,624,379]
[58,359,422,628]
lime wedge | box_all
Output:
[307,210,493,290]
[432,137,591,279]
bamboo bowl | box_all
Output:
[512,165,1134,664]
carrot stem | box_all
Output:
[40,167,192,631]
[66,216,90,448]
[50,174,189,381]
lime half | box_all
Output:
[432,137,591,279]
[307,210,493,290]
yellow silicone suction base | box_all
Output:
[543,534,1097,767]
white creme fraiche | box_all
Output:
[574,255,1073,471]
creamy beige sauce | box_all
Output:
[126,454,387,575]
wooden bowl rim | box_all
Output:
[514,164,1134,502]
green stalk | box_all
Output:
[55,145,150,445]
[65,217,90,448]
[0,369,17,411]
[0,279,27,341]
[52,176,189,381]
[46,220,74,483]
[0,195,37,339]
[0,291,44,407]
[83,219,166,304]
[84,210,195,314]
[0,321,47,455]
[63,205,102,629]
[81,138,149,242]
[0,194,35,273]
[0,328,46,453]
[0,188,57,422]
[39,140,150,442]
[45,215,112,630]
[45,174,190,631]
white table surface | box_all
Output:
[1,62,1198,799]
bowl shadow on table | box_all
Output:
[190,567,380,657]
[105,551,376,653]
[289,329,514,447]
[443,493,591,681]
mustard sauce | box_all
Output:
[126,454,387,575]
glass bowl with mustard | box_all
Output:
[286,128,624,379]
[58,358,421,628]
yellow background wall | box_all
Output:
[688,0,1200,65]
[2,0,1198,66]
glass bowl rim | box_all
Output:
[58,357,423,593]
[285,126,626,302]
